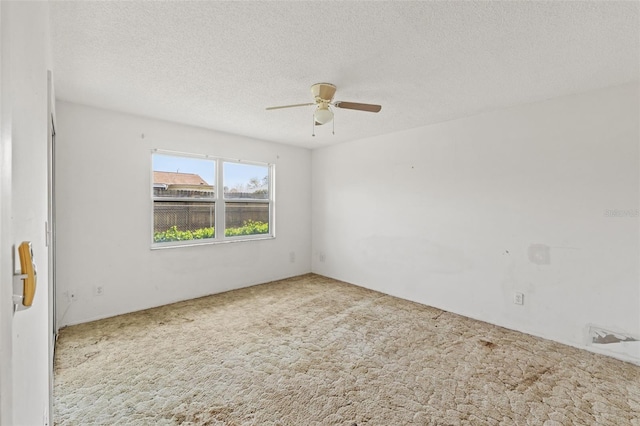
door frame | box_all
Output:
[47,69,57,426]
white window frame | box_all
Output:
[151,149,275,249]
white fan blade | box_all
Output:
[266,103,315,111]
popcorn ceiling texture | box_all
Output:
[49,2,639,148]
[54,274,640,425]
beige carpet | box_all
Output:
[54,274,640,425]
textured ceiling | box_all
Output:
[50,1,639,149]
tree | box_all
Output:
[248,177,261,190]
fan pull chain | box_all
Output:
[332,114,335,135]
[312,115,315,137]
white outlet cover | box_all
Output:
[514,292,524,305]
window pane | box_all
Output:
[153,154,215,199]
[223,162,269,200]
[153,201,215,242]
[225,202,269,236]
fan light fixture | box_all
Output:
[314,106,333,125]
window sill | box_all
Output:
[150,234,275,250]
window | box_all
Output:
[223,162,271,237]
[152,151,274,247]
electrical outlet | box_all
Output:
[514,292,524,305]
[94,286,104,296]
[289,251,296,263]
[319,253,326,263]
[70,291,77,302]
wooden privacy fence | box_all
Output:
[153,201,268,233]
[225,203,269,228]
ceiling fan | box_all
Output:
[266,83,381,135]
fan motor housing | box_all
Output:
[311,83,337,103]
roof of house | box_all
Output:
[153,171,210,186]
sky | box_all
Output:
[152,154,268,188]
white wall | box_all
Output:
[312,83,640,364]
[55,102,311,327]
[0,1,52,425]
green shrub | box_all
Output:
[225,220,269,237]
[154,221,268,243]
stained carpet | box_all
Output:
[54,274,640,425]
